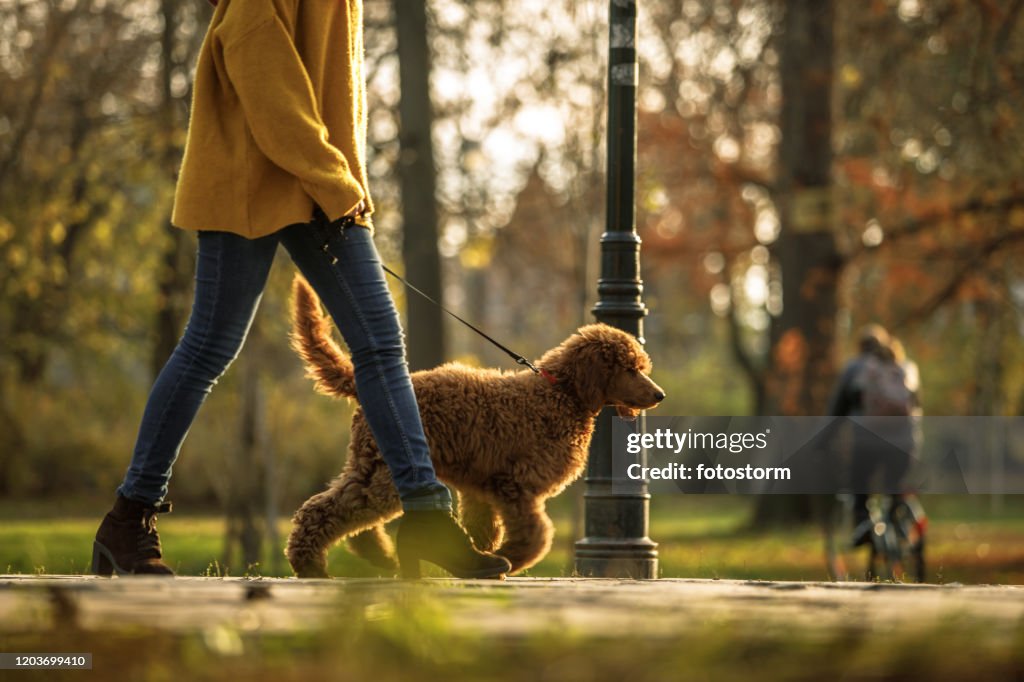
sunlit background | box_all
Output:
[1,0,1023,580]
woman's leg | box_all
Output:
[281,220,450,511]
[118,230,279,504]
[96,229,279,575]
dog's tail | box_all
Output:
[290,275,358,399]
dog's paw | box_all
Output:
[291,562,330,579]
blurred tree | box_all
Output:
[833,0,1024,416]
[751,0,838,530]
[762,0,839,418]
[2,1,126,383]
[426,1,609,361]
[635,0,1024,421]
[3,0,1024,527]
[0,0,208,386]
[222,320,269,573]
[395,0,445,370]
[0,0,170,497]
[633,0,778,414]
[151,0,208,378]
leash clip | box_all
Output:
[321,242,339,265]
[314,207,357,266]
[516,357,539,373]
[514,357,558,385]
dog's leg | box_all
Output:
[286,459,401,578]
[492,498,554,574]
[346,525,398,570]
[457,491,504,553]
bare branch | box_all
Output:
[0,5,76,188]
[995,0,1024,53]
[859,192,1024,254]
[895,230,1024,328]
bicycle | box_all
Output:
[824,492,927,582]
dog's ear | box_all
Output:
[554,333,613,413]
[573,345,610,413]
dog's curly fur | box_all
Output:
[285,275,665,577]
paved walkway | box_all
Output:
[2,576,1022,639]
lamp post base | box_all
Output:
[574,540,658,579]
[573,483,658,579]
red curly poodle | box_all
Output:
[285,275,665,577]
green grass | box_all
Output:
[1,585,1022,682]
[1,494,1022,583]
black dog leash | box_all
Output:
[379,263,549,376]
[315,212,556,384]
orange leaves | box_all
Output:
[773,328,808,374]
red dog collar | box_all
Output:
[539,369,558,386]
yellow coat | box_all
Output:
[172,0,373,238]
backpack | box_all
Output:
[856,355,913,417]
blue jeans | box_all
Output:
[117,219,452,512]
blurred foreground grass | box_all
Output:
[1,494,1022,584]
[1,579,1022,682]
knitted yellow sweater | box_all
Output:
[172,0,372,238]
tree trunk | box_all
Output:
[972,290,1005,417]
[223,321,267,572]
[0,370,25,495]
[394,1,445,370]
[151,230,192,379]
[754,0,841,528]
[151,0,193,379]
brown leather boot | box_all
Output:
[396,510,511,579]
[92,495,175,576]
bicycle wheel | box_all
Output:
[890,496,927,583]
[868,522,898,581]
[825,494,867,581]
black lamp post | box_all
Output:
[573,0,658,579]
